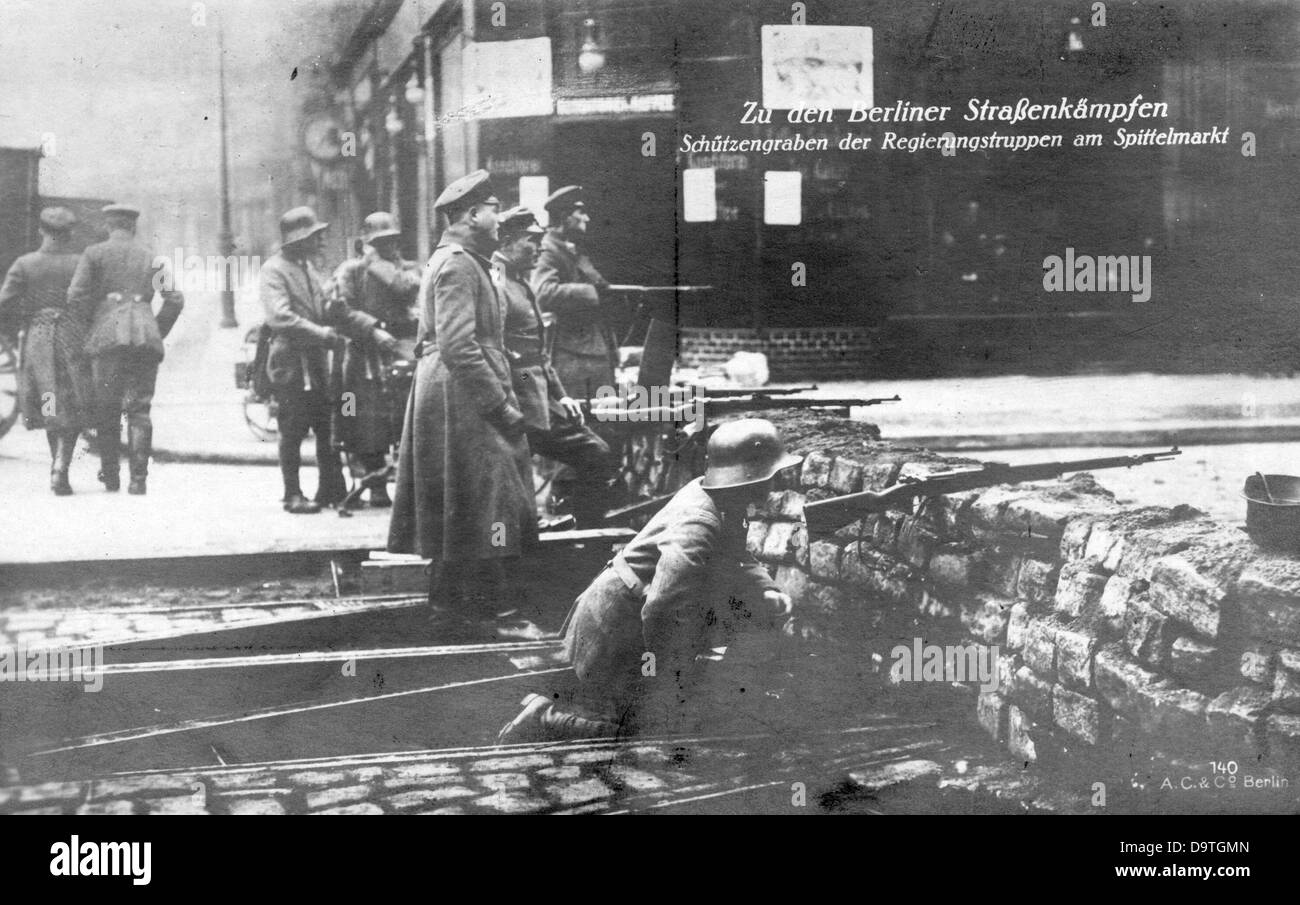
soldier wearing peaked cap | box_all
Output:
[388,171,538,641]
[530,185,617,397]
[326,211,421,507]
[492,206,618,528]
[498,419,802,744]
[67,203,184,495]
[0,207,92,495]
[259,207,398,514]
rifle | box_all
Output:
[583,394,901,422]
[803,447,1183,535]
[602,492,676,525]
[605,285,715,293]
[701,385,818,398]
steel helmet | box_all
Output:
[700,419,803,490]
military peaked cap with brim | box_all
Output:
[279,206,329,247]
[362,211,402,244]
[39,207,77,233]
[434,169,499,214]
[543,185,585,216]
[101,203,141,220]
[498,206,546,240]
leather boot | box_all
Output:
[50,431,73,496]
[127,422,151,495]
[97,422,121,492]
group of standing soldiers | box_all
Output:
[0,204,184,496]
[254,171,618,638]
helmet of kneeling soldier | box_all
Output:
[701,418,803,491]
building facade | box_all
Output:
[302,0,1300,375]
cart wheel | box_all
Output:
[0,337,19,442]
[244,392,278,442]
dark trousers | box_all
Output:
[273,385,344,501]
[529,417,617,526]
[91,348,158,476]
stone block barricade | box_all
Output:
[752,414,1300,774]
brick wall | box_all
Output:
[752,418,1300,773]
[679,327,874,381]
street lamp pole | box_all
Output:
[217,17,238,328]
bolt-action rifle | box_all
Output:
[803,448,1183,535]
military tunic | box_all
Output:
[562,477,780,721]
[530,230,616,396]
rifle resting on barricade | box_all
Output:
[803,448,1183,535]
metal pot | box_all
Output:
[1241,473,1300,550]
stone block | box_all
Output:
[1124,599,1171,669]
[760,521,798,563]
[746,520,769,558]
[1055,626,1098,690]
[1016,558,1059,609]
[827,458,865,494]
[929,547,985,590]
[960,595,1013,646]
[1206,686,1271,751]
[1053,685,1107,745]
[1149,555,1228,639]
[1011,666,1054,723]
[1053,560,1108,620]
[1022,617,1058,680]
[1005,603,1030,650]
[1240,643,1275,686]
[808,540,841,582]
[800,452,834,489]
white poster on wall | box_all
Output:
[519,176,550,226]
[463,38,554,119]
[760,25,873,110]
[683,168,717,222]
[764,171,802,225]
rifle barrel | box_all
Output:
[803,448,1181,534]
[605,284,714,292]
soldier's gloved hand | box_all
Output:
[487,401,528,440]
[558,396,585,425]
[764,589,793,620]
[373,328,398,353]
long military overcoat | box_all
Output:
[387,226,536,561]
[0,237,90,430]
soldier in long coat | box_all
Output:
[497,419,801,744]
[388,171,537,640]
[492,206,617,527]
[67,204,183,495]
[327,211,421,507]
[530,186,617,397]
[0,207,91,494]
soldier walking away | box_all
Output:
[259,207,397,514]
[388,171,538,641]
[497,419,801,744]
[530,186,617,397]
[493,206,618,528]
[327,211,421,508]
[0,207,92,495]
[68,204,184,495]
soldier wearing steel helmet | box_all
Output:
[497,418,802,743]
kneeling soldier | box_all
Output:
[498,418,801,743]
[493,206,617,527]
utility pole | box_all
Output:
[217,15,238,328]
